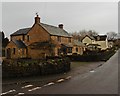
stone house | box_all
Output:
[82,35,108,50]
[6,15,84,59]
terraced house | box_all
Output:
[6,15,84,59]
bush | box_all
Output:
[67,49,116,62]
[2,57,71,78]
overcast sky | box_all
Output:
[1,2,118,37]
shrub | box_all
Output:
[2,57,71,78]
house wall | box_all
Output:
[6,41,27,59]
[27,47,52,59]
[72,46,83,55]
[50,36,73,56]
[11,35,23,41]
[51,35,72,44]
[82,37,92,45]
[54,47,61,56]
[24,24,50,45]
[95,40,108,50]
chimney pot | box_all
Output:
[58,24,63,29]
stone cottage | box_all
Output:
[6,15,84,59]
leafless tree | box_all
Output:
[71,30,98,41]
[107,32,118,40]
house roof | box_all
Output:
[73,40,85,46]
[11,23,72,37]
[12,40,27,48]
[93,35,107,41]
[11,28,31,36]
[40,23,72,37]
[81,35,95,41]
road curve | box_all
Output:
[28,50,118,94]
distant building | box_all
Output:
[82,35,108,51]
[6,15,84,59]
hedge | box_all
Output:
[67,48,116,62]
[2,57,71,78]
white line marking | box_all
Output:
[14,93,25,96]
[65,76,72,80]
[28,87,41,92]
[56,79,64,83]
[21,85,33,89]
[18,93,25,95]
[90,70,95,73]
[43,82,55,87]
[1,89,16,95]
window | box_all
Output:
[68,38,71,43]
[57,36,61,42]
[57,48,61,55]
[22,49,24,54]
[76,47,78,52]
[27,35,30,42]
[68,48,72,53]
[23,35,25,41]
[13,48,16,54]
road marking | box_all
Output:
[14,93,25,96]
[21,84,33,89]
[28,87,41,92]
[43,82,55,87]
[1,89,16,95]
[90,70,95,73]
[65,76,72,80]
[56,79,64,83]
[18,93,25,95]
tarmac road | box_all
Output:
[1,50,119,95]
[26,50,118,94]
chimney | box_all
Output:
[58,24,63,29]
[35,13,40,24]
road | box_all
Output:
[1,50,119,95]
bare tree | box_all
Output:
[71,30,98,41]
[107,32,118,40]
